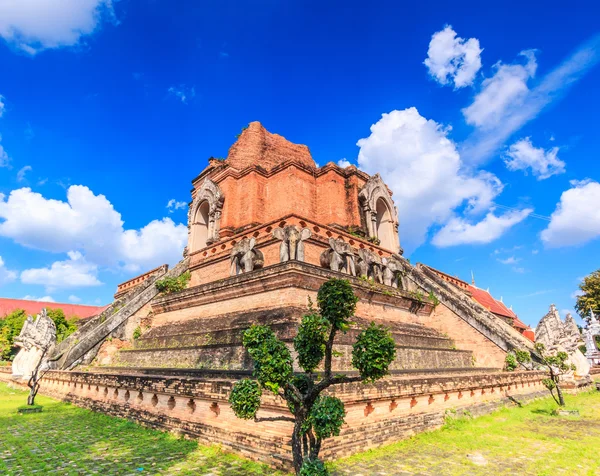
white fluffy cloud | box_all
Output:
[337,158,351,168]
[424,25,482,89]
[0,0,116,55]
[461,35,600,163]
[0,186,188,273]
[463,50,537,129]
[22,295,55,302]
[432,208,533,247]
[0,256,17,285]
[166,199,187,213]
[357,108,512,251]
[541,180,600,247]
[21,251,102,290]
[503,138,565,180]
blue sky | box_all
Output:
[0,1,599,328]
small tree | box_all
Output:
[508,345,575,407]
[575,269,600,320]
[228,279,396,475]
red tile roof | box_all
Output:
[467,285,517,319]
[0,298,107,319]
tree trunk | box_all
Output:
[291,417,305,474]
[555,381,565,407]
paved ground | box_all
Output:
[2,381,600,475]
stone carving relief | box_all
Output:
[187,178,224,253]
[382,255,404,288]
[230,237,264,275]
[358,174,401,253]
[356,248,383,283]
[535,304,590,380]
[12,309,57,380]
[272,225,312,262]
[320,238,356,276]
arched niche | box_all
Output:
[358,174,401,253]
[187,178,224,253]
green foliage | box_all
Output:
[427,291,440,307]
[542,378,556,391]
[155,271,191,294]
[308,396,345,440]
[132,326,142,340]
[46,308,78,344]
[294,312,328,373]
[505,353,518,371]
[575,269,600,319]
[229,379,262,420]
[317,278,357,332]
[351,322,396,382]
[300,457,328,476]
[242,325,293,393]
[515,349,532,364]
[0,309,27,360]
[577,275,600,323]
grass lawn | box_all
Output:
[2,381,600,475]
[0,382,281,475]
[331,387,600,476]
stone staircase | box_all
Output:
[47,259,189,370]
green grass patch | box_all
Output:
[0,382,282,475]
[331,389,600,475]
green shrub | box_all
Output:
[155,271,191,294]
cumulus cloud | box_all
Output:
[432,208,532,247]
[463,50,537,129]
[424,25,482,88]
[357,108,509,251]
[337,158,351,168]
[503,138,565,180]
[167,85,195,104]
[541,180,600,247]
[0,0,116,55]
[0,186,188,272]
[461,34,600,163]
[0,256,17,285]
[22,295,55,302]
[16,165,32,182]
[21,251,102,290]
[166,199,187,213]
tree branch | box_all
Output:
[311,374,364,399]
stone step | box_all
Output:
[115,342,474,372]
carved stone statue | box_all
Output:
[382,255,404,288]
[273,225,312,262]
[320,238,356,276]
[583,310,600,365]
[535,305,590,381]
[230,237,264,275]
[357,248,383,283]
[12,309,57,380]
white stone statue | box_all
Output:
[12,309,57,381]
[583,310,600,365]
[535,305,590,382]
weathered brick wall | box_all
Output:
[12,368,547,470]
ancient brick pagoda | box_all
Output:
[4,122,549,470]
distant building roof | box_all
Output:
[0,298,107,319]
[467,285,517,320]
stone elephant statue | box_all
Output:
[382,255,404,288]
[320,238,356,276]
[230,237,264,275]
[273,225,312,262]
[357,248,383,283]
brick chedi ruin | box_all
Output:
[3,122,551,469]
